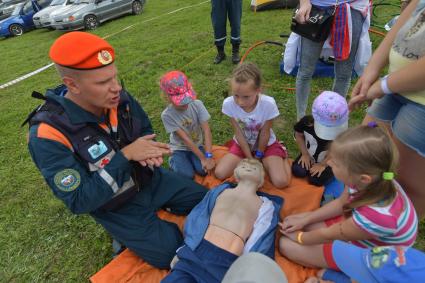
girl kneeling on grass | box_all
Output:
[278,124,418,269]
[214,62,291,189]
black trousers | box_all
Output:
[292,154,334,186]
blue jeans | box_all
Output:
[169,147,207,179]
[368,93,425,157]
[295,8,364,120]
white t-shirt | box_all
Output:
[222,94,279,150]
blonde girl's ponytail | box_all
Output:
[329,124,399,215]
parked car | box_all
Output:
[0,0,52,36]
[50,0,144,31]
[0,0,26,20]
[33,0,73,29]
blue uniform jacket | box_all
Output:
[28,87,153,214]
[183,182,283,259]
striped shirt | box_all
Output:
[350,181,418,248]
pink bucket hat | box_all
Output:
[312,91,349,141]
[160,71,196,106]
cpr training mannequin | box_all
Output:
[162,158,283,283]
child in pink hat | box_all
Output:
[160,71,215,179]
[292,91,348,187]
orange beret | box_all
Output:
[49,31,115,70]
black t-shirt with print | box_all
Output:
[294,115,331,163]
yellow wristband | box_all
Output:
[297,232,304,244]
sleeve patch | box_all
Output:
[54,169,81,192]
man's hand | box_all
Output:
[201,158,216,174]
[298,154,314,170]
[121,134,171,163]
[309,163,326,177]
[139,157,164,167]
[294,0,312,24]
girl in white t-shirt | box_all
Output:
[215,63,291,188]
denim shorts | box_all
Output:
[367,94,425,157]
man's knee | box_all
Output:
[130,222,183,269]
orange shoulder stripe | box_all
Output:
[37,123,73,150]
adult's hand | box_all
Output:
[121,134,171,162]
[295,0,312,24]
[139,157,164,167]
[349,68,381,111]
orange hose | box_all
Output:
[240,41,266,64]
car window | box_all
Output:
[74,0,90,4]
[50,0,65,5]
[22,1,33,13]
[10,2,23,14]
[36,0,51,8]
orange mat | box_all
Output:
[90,146,323,283]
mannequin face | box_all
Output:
[234,159,264,188]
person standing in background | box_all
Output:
[211,0,242,64]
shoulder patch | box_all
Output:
[54,169,81,192]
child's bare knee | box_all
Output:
[272,176,290,189]
[214,167,227,180]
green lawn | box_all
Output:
[0,0,422,281]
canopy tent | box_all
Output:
[250,0,298,11]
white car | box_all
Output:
[33,0,73,29]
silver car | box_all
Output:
[50,0,144,30]
[33,0,73,29]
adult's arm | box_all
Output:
[349,0,420,109]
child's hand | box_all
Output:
[309,163,326,177]
[298,154,314,170]
[280,229,300,243]
[279,212,311,233]
[202,158,216,173]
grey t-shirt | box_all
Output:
[161,100,211,151]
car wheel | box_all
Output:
[84,15,99,30]
[9,24,24,36]
[131,0,143,15]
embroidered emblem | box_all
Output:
[97,50,113,65]
[370,247,390,269]
[88,141,108,159]
[99,157,110,168]
[54,169,81,192]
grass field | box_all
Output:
[0,0,423,281]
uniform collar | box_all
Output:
[46,86,108,124]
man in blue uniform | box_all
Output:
[211,0,242,64]
[27,31,207,269]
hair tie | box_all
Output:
[367,121,378,128]
[383,172,394,180]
